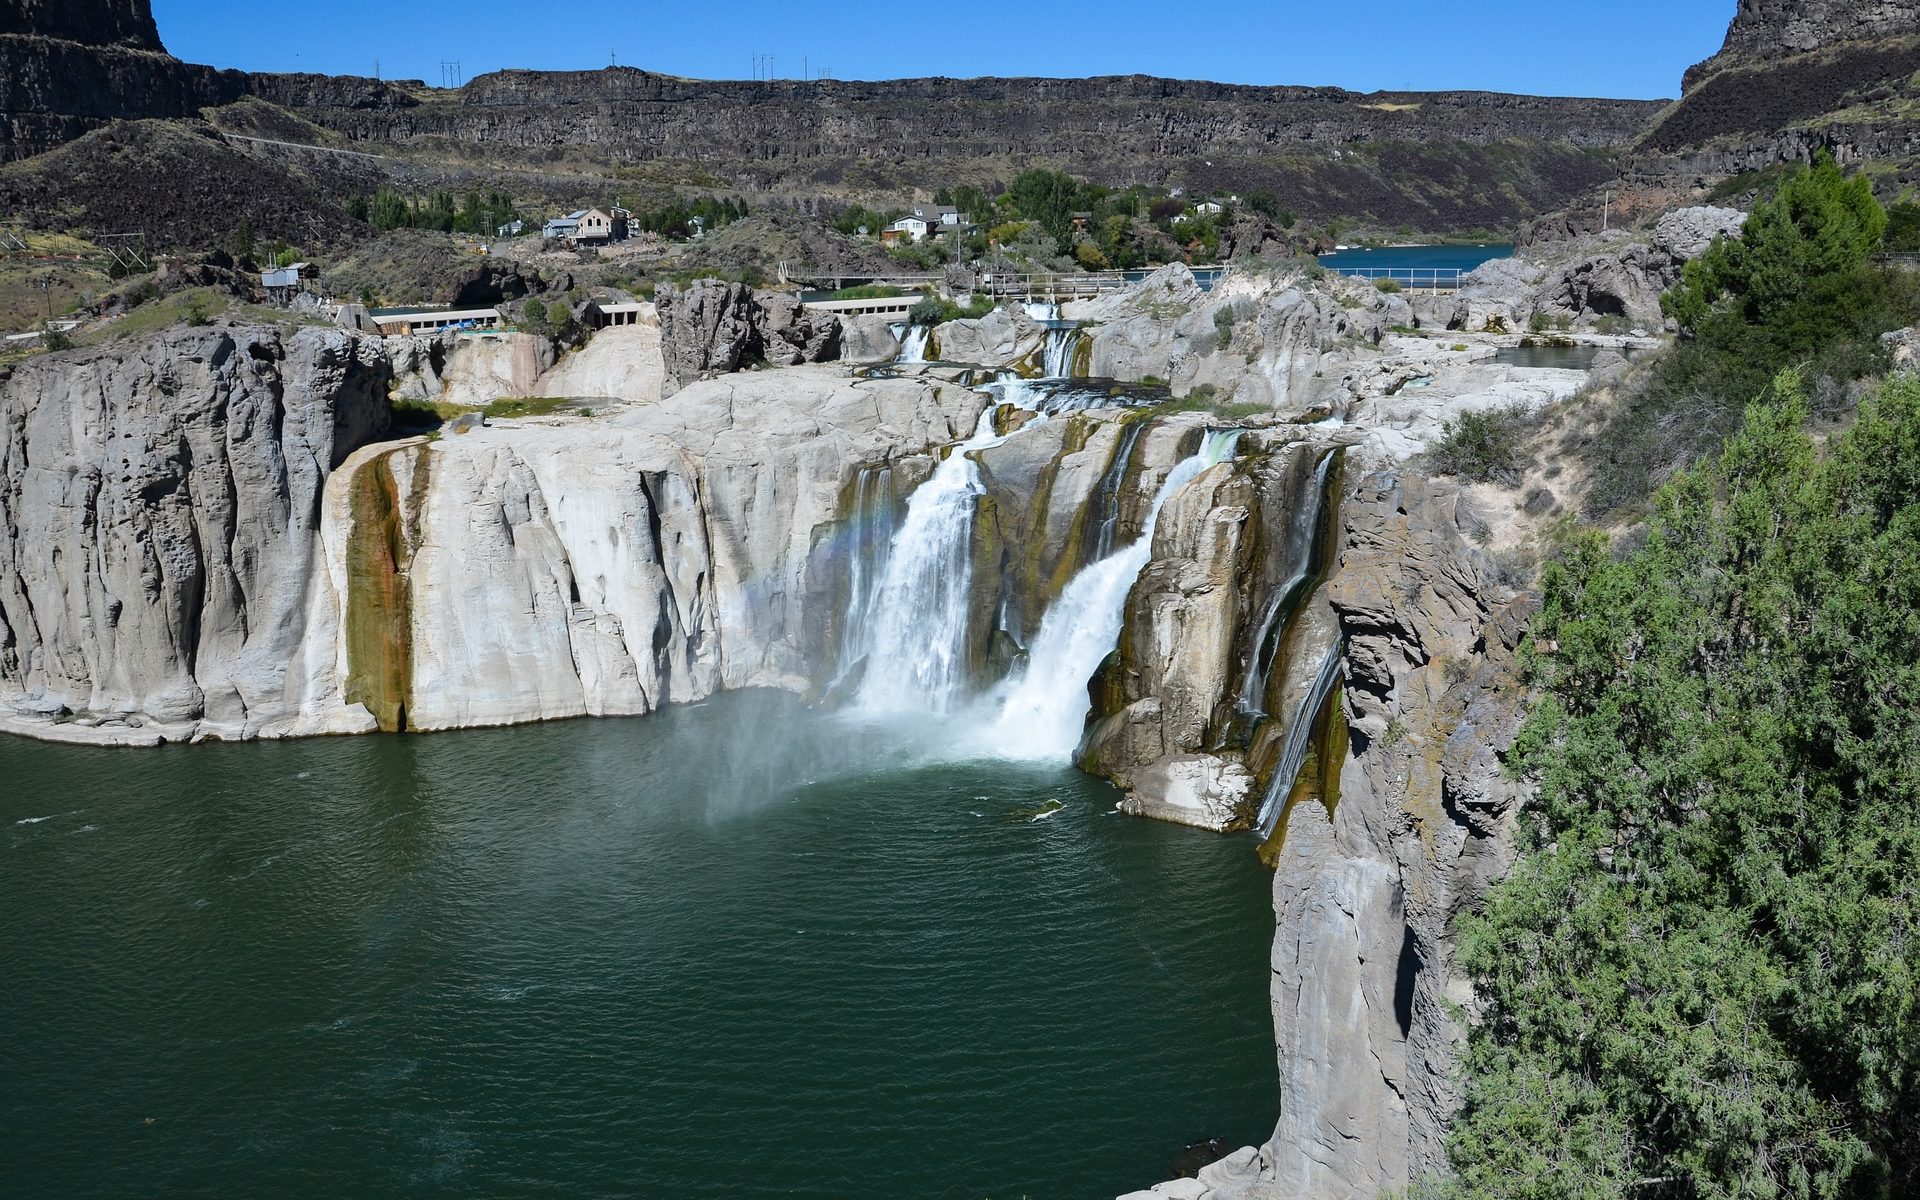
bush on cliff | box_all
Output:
[1452,371,1920,1199]
[1580,155,1920,518]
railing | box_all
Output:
[1326,267,1464,290]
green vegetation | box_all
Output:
[1886,198,1920,254]
[390,395,588,428]
[909,293,994,326]
[1153,382,1267,420]
[1583,155,1920,517]
[829,284,909,300]
[349,186,523,236]
[1427,402,1536,486]
[1450,370,1920,1198]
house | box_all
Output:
[497,218,527,238]
[883,204,973,244]
[1069,211,1092,230]
[882,215,932,244]
[544,211,586,240]
[583,299,650,329]
[571,206,629,245]
[1193,201,1226,217]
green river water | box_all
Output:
[2,691,1277,1199]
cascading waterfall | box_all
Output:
[1253,641,1345,838]
[830,464,899,689]
[1237,448,1339,716]
[976,429,1244,760]
[897,324,932,364]
[1040,323,1084,379]
[850,403,1010,714]
[1089,420,1149,562]
[1023,301,1059,322]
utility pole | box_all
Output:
[1602,189,1611,234]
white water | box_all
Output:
[896,325,931,364]
[1023,301,1059,322]
[850,404,1010,714]
[973,429,1244,760]
[1040,325,1082,378]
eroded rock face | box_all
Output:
[0,334,984,743]
[654,280,842,394]
[0,0,161,48]
[0,324,392,742]
[1448,205,1746,330]
[1686,0,1920,87]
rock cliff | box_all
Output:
[1684,0,1920,88]
[0,328,983,742]
[0,324,393,742]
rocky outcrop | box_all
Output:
[931,306,1047,368]
[1,0,161,48]
[1122,471,1533,1200]
[0,4,1653,230]
[0,324,393,742]
[654,280,842,394]
[1683,0,1920,88]
[1445,205,1746,331]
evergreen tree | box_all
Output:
[1451,370,1920,1197]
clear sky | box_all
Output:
[148,1,1733,100]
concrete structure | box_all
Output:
[584,300,650,329]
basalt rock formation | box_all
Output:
[654,280,842,394]
[1630,0,1920,191]
[0,1,1658,232]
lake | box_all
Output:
[1,692,1278,1199]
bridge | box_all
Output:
[782,264,1231,307]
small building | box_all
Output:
[497,218,527,238]
[369,307,502,336]
[261,261,318,304]
[583,299,649,329]
[544,210,587,240]
[1069,211,1092,230]
[1193,201,1226,218]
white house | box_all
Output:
[1193,201,1226,217]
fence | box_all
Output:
[1326,267,1464,291]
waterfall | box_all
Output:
[975,429,1244,761]
[1023,301,1059,322]
[1237,449,1339,716]
[850,404,1009,714]
[1089,420,1149,562]
[831,464,899,689]
[1253,641,1345,838]
[897,325,931,364]
[1040,323,1083,378]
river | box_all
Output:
[2,691,1277,1199]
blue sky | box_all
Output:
[150,1,1732,100]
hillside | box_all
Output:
[0,0,1663,235]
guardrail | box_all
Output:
[1327,267,1464,290]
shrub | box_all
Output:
[1528,310,1550,334]
[1427,402,1535,486]
[41,324,73,352]
[1213,306,1237,346]
[184,297,212,327]
[1374,277,1403,294]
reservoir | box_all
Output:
[2,691,1278,1199]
